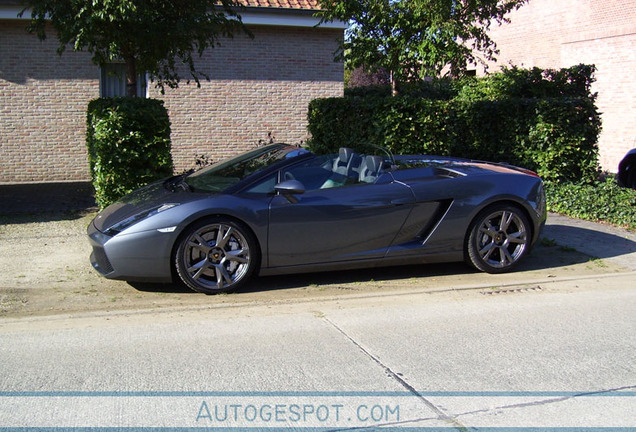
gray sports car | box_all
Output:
[88,144,546,294]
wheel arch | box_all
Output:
[169,212,264,283]
[462,199,536,260]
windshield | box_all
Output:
[184,144,309,193]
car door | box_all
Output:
[267,175,415,268]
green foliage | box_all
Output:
[380,97,454,156]
[307,64,601,184]
[307,96,384,155]
[21,0,250,95]
[456,64,597,100]
[345,85,392,98]
[317,0,527,92]
[86,98,173,209]
[523,98,600,182]
[546,178,636,230]
[398,78,464,100]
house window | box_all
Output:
[100,63,147,97]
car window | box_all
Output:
[242,150,389,194]
[281,156,334,190]
[243,174,278,194]
[282,152,386,192]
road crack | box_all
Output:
[453,385,636,420]
[322,316,469,431]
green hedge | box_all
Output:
[308,65,601,184]
[86,98,173,209]
[456,64,597,101]
[546,178,636,230]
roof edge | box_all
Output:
[0,4,346,29]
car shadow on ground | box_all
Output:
[127,265,463,295]
[245,263,473,294]
[128,281,193,294]
[126,240,604,295]
[542,223,636,261]
[246,241,609,293]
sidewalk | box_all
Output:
[542,213,636,271]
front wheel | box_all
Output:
[175,218,259,294]
[466,205,532,273]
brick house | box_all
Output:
[476,0,636,172]
[0,0,345,183]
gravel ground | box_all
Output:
[0,212,627,318]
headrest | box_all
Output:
[365,155,383,171]
[338,147,354,163]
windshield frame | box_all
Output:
[184,144,311,194]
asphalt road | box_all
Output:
[1,275,634,430]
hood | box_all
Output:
[92,179,201,233]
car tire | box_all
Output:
[175,217,259,294]
[466,204,532,273]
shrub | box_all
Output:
[307,96,386,155]
[307,64,601,183]
[546,178,636,230]
[378,97,454,156]
[524,98,600,182]
[344,85,392,98]
[456,64,597,101]
[86,98,173,209]
[345,77,461,100]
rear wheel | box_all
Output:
[466,204,531,273]
[175,218,258,294]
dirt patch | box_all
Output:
[0,211,628,318]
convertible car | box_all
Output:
[88,144,546,294]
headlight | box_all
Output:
[104,203,179,236]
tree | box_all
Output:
[318,0,527,95]
[20,0,250,97]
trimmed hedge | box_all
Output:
[308,65,601,184]
[86,98,173,209]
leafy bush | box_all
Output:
[456,64,597,101]
[86,98,173,209]
[546,178,636,230]
[345,77,461,100]
[307,96,386,155]
[345,85,392,98]
[308,64,601,183]
[524,98,600,182]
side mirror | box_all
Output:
[275,180,305,203]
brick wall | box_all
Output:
[479,0,636,171]
[150,26,344,172]
[0,21,99,182]
[0,21,343,183]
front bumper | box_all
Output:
[87,220,175,283]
